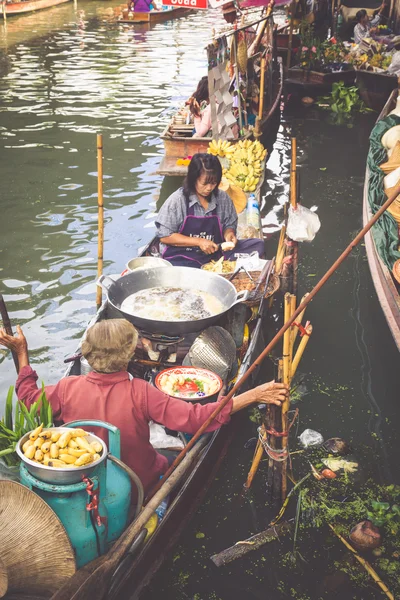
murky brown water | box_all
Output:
[1,6,399,599]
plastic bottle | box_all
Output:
[155,497,169,521]
[246,194,260,229]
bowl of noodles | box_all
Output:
[155,367,223,402]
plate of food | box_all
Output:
[155,366,222,401]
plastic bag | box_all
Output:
[149,422,184,450]
[299,429,324,448]
[0,458,20,482]
[287,204,321,242]
[388,51,400,76]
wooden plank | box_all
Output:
[2,0,70,15]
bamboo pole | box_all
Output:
[244,435,265,489]
[292,292,309,346]
[281,293,293,499]
[275,224,286,274]
[0,295,18,373]
[96,134,104,309]
[289,293,296,363]
[290,138,297,209]
[328,524,394,600]
[254,57,266,138]
[2,0,7,21]
[286,0,296,69]
[148,179,400,501]
[291,323,312,379]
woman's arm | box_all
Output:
[144,380,288,434]
[160,233,219,255]
[0,326,62,417]
[193,105,212,138]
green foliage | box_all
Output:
[367,500,400,532]
[0,386,53,466]
[317,81,372,126]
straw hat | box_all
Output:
[219,177,247,214]
[0,481,76,598]
[393,259,400,284]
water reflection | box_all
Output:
[0,3,225,394]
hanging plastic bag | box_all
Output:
[287,204,321,242]
[149,422,184,450]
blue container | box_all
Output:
[20,420,131,568]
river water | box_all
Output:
[0,5,399,599]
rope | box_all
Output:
[258,409,299,463]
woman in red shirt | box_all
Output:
[0,319,288,495]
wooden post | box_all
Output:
[232,31,244,136]
[291,323,312,379]
[286,0,296,69]
[96,134,104,310]
[291,137,298,296]
[254,57,266,138]
[2,0,7,21]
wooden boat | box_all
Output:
[0,0,70,17]
[55,190,279,598]
[363,88,400,351]
[157,10,284,178]
[355,70,398,112]
[118,6,192,24]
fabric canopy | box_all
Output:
[367,114,400,269]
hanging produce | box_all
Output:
[207,139,267,192]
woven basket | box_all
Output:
[222,271,280,306]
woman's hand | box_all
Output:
[0,325,28,356]
[253,381,289,406]
[224,230,238,247]
[198,238,219,255]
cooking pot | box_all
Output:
[97,267,249,336]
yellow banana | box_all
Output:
[24,445,36,460]
[75,436,95,454]
[57,431,73,449]
[22,439,33,453]
[33,437,44,449]
[68,447,87,458]
[43,453,51,465]
[51,431,61,443]
[41,441,52,454]
[39,430,52,440]
[92,453,101,462]
[48,459,68,468]
[29,423,43,442]
[90,441,103,454]
[68,439,79,449]
[59,453,78,464]
[35,449,44,462]
[74,453,94,467]
[70,428,89,438]
[50,443,59,459]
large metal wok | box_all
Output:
[98,267,248,336]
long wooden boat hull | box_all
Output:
[119,7,192,24]
[363,89,400,351]
[355,70,398,112]
[157,59,283,177]
[1,0,70,16]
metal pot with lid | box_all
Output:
[97,266,249,336]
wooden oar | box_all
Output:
[148,179,400,500]
[50,437,208,600]
[0,294,19,373]
[96,134,104,310]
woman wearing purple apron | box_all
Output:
[156,154,265,268]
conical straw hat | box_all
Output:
[393,259,400,284]
[0,481,76,598]
[219,177,247,214]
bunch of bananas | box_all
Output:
[207,139,236,158]
[223,139,267,192]
[21,424,103,469]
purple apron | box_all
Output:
[162,199,266,268]
[133,0,151,11]
[162,201,224,268]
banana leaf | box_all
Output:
[18,401,37,431]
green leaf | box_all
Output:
[5,386,14,431]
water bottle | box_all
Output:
[155,496,169,521]
[246,194,260,229]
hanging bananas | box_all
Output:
[208,139,267,192]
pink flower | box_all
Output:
[302,46,308,52]
[311,46,317,52]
